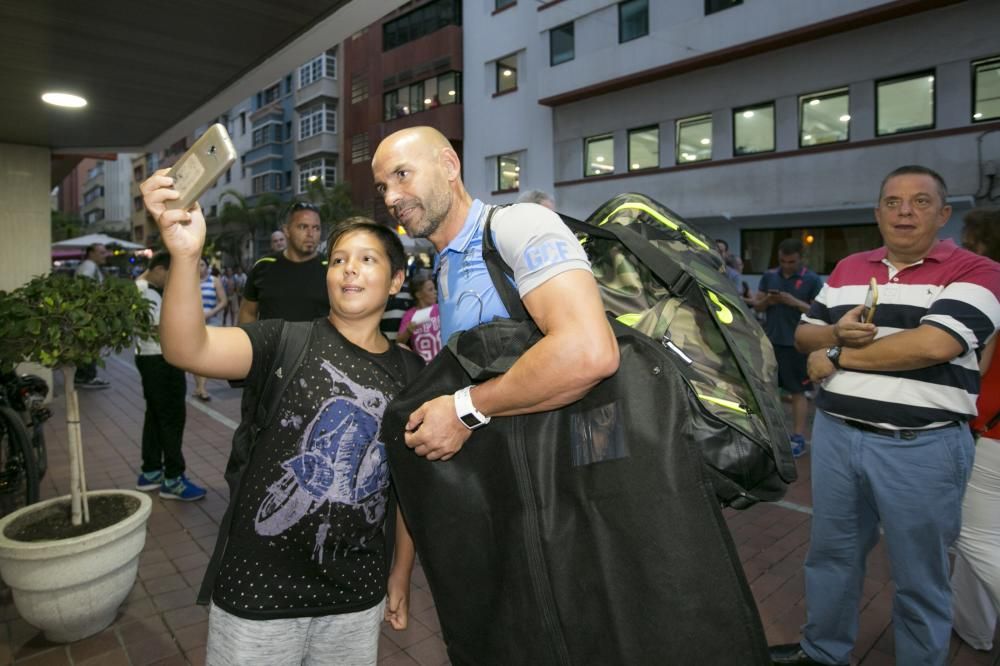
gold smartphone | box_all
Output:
[165,123,237,211]
[862,277,878,324]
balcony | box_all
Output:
[295,132,339,160]
[294,77,339,110]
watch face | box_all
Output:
[460,412,483,429]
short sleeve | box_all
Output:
[922,259,1000,354]
[398,308,415,336]
[239,319,284,385]
[243,263,262,302]
[801,283,832,326]
[490,203,591,298]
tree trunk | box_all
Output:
[61,365,90,525]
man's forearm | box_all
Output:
[795,323,839,353]
[837,325,963,372]
[471,327,619,417]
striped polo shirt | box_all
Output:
[801,239,1000,429]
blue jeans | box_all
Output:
[801,410,974,666]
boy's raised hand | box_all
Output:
[140,169,205,259]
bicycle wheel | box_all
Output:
[0,405,39,517]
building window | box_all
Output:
[705,0,742,15]
[83,186,104,204]
[351,73,369,104]
[252,173,285,195]
[585,134,614,177]
[495,0,515,10]
[299,104,336,140]
[298,159,336,193]
[351,133,371,164]
[262,82,281,105]
[733,103,775,155]
[799,88,850,147]
[239,112,246,135]
[676,114,712,163]
[497,153,520,191]
[133,195,143,212]
[876,71,934,136]
[740,224,882,275]
[383,71,461,120]
[383,0,462,52]
[973,56,1000,122]
[252,123,282,147]
[83,209,105,224]
[550,22,574,66]
[628,126,658,171]
[298,50,337,88]
[619,0,648,44]
[496,54,518,94]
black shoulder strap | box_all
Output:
[482,205,530,321]
[254,321,313,430]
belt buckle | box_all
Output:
[899,430,917,441]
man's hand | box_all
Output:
[807,349,836,383]
[404,394,472,461]
[833,305,877,348]
[139,170,205,260]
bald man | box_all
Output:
[371,125,619,459]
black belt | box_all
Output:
[841,418,959,441]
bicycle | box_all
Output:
[0,371,51,517]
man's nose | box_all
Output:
[898,200,914,214]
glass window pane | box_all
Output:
[495,0,515,10]
[705,0,742,14]
[800,88,850,147]
[424,77,439,108]
[973,57,1000,122]
[734,103,775,155]
[410,82,425,113]
[628,127,659,170]
[497,55,518,93]
[550,23,574,66]
[498,154,520,191]
[676,115,712,163]
[877,73,934,136]
[619,0,648,43]
[585,134,615,177]
[439,72,458,105]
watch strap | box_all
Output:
[454,385,491,430]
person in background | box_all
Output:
[134,252,206,501]
[73,243,112,389]
[772,165,1000,666]
[269,229,286,253]
[716,238,743,290]
[754,238,823,457]
[240,203,328,324]
[193,257,227,401]
[397,273,442,362]
[220,266,236,326]
[950,207,1000,653]
[516,189,556,211]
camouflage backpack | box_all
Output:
[562,193,796,508]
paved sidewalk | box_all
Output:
[0,352,997,665]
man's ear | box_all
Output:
[440,147,461,181]
[390,269,405,295]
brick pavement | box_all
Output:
[0,351,997,665]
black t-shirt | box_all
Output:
[213,318,419,619]
[244,252,330,322]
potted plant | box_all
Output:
[0,272,156,642]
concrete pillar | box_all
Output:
[0,143,53,387]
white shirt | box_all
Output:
[135,279,162,356]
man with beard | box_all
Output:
[240,202,329,323]
[371,125,619,461]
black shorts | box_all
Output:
[773,344,811,394]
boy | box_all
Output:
[141,172,419,665]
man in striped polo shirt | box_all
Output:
[771,165,1000,666]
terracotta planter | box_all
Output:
[0,489,152,642]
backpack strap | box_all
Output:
[481,205,530,321]
[253,321,313,431]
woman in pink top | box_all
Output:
[397,274,441,363]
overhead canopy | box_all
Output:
[0,1,405,153]
[52,234,145,250]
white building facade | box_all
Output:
[463,0,1000,275]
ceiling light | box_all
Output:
[514,166,520,172]
[809,99,820,106]
[803,134,813,141]
[42,92,87,108]
[927,76,934,82]
[974,112,983,119]
[742,110,754,119]
[424,98,432,104]
[448,90,456,96]
[700,138,711,145]
[595,156,605,162]
[503,70,512,77]
[839,114,851,122]
[631,163,640,169]
[308,175,319,182]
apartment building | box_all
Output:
[344,0,464,224]
[464,0,1000,275]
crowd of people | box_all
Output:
[67,124,994,666]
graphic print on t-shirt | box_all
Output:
[254,359,390,563]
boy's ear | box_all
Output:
[389,269,405,296]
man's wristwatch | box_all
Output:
[454,385,491,430]
[826,346,843,370]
